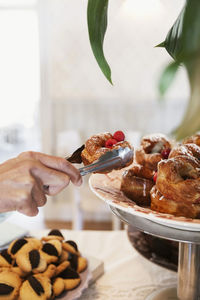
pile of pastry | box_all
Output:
[0,229,87,300]
[71,130,200,218]
[121,133,200,219]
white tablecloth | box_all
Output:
[31,229,177,300]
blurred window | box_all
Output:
[0,0,40,162]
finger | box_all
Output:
[19,152,82,186]
[31,178,47,207]
[38,153,82,186]
[44,175,70,195]
[30,161,71,195]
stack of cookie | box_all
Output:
[0,229,87,299]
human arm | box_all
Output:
[0,151,82,216]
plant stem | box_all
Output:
[173,58,200,140]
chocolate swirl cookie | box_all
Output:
[0,271,22,300]
[16,249,47,274]
[0,249,13,268]
[41,240,62,264]
[42,229,64,242]
[19,274,52,300]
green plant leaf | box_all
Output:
[87,0,112,84]
[158,61,180,97]
[157,0,200,139]
[155,41,165,48]
[163,6,185,61]
[161,1,200,62]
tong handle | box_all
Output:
[78,156,121,176]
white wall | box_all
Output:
[39,0,188,100]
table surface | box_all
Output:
[31,229,177,300]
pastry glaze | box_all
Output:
[121,166,154,206]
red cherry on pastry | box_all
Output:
[161,148,171,159]
[105,138,118,148]
[153,172,157,183]
[113,131,125,142]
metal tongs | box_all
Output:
[67,146,133,176]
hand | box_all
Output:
[0,151,82,216]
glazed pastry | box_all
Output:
[151,186,200,218]
[0,271,22,300]
[156,155,200,203]
[127,163,154,180]
[135,133,172,170]
[41,229,64,242]
[151,155,200,218]
[19,274,52,300]
[183,133,200,147]
[41,240,62,264]
[81,131,133,168]
[169,143,200,161]
[81,132,112,165]
[121,168,154,206]
[120,134,171,204]
[0,250,13,268]
[16,249,47,274]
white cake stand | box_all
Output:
[89,172,200,300]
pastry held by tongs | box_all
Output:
[67,131,133,175]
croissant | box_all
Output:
[121,166,154,206]
[169,143,200,162]
[135,133,172,171]
[150,186,200,218]
[151,155,200,218]
[81,132,133,167]
[183,133,200,147]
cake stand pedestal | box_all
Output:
[111,207,200,300]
